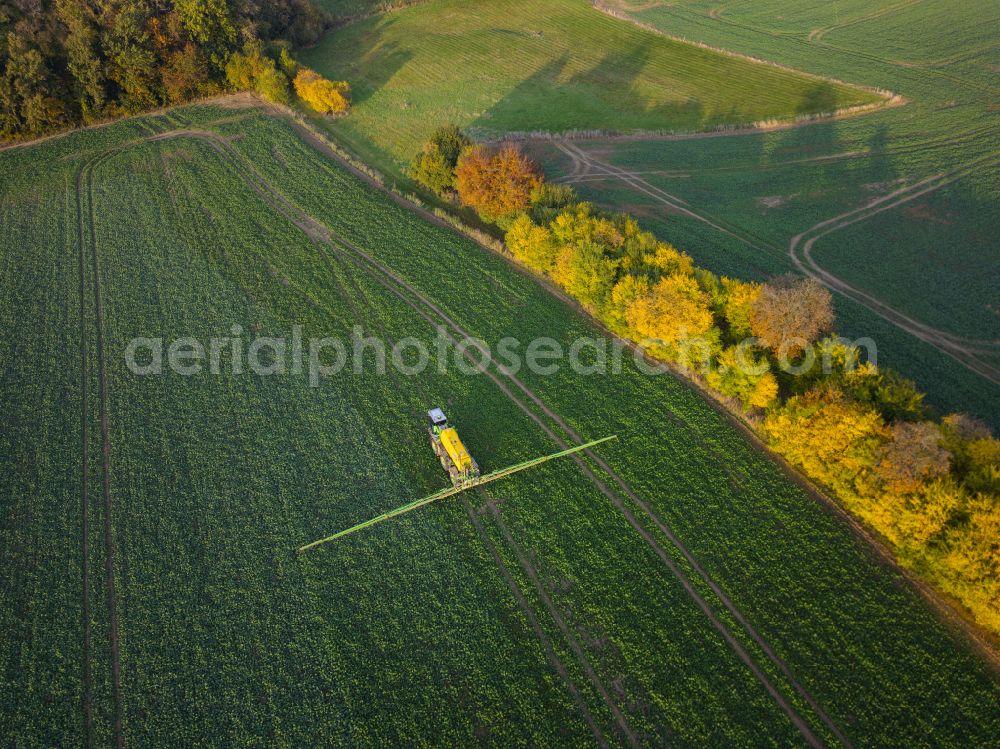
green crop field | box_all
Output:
[525,0,1000,426]
[2,101,998,746]
[297,0,884,172]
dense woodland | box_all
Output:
[0,0,327,139]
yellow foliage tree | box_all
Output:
[940,414,1000,493]
[705,345,778,412]
[606,274,650,333]
[897,478,964,547]
[644,243,695,277]
[550,202,623,250]
[293,68,350,114]
[625,274,714,347]
[942,492,1000,631]
[965,436,1000,493]
[550,241,619,312]
[720,277,762,340]
[762,385,888,502]
[225,42,290,104]
[505,214,558,274]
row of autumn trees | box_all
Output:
[0,0,347,140]
[411,125,1000,633]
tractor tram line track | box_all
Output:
[233,129,839,747]
[125,128,841,747]
[75,149,126,749]
[322,227,839,749]
[73,164,94,749]
[460,493,617,748]
[307,214,628,748]
[160,125,624,745]
[789,151,1000,383]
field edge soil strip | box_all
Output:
[80,150,126,749]
[73,165,94,749]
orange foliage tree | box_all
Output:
[455,144,541,223]
[876,421,951,494]
[750,274,834,357]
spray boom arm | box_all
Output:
[298,435,617,551]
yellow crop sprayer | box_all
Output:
[298,408,616,551]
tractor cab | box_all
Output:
[428,407,449,433]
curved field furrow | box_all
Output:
[805,0,923,44]
[789,153,1000,383]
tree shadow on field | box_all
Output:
[467,53,569,135]
[469,42,702,136]
[770,84,869,194]
[345,37,414,107]
[566,39,655,101]
[311,14,414,108]
[796,82,839,117]
[568,40,704,129]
